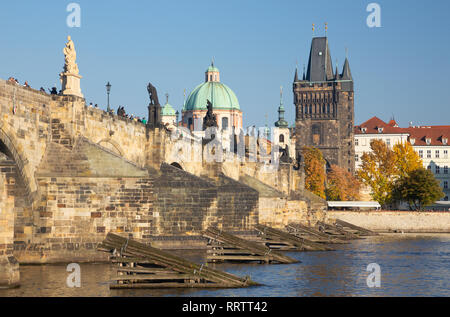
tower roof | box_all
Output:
[341,58,353,80]
[306,37,334,82]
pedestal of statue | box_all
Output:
[60,72,83,98]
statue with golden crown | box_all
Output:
[60,36,83,98]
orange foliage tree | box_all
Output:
[302,147,326,199]
[326,165,361,201]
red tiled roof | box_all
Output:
[354,116,450,146]
[404,126,450,146]
[354,116,407,135]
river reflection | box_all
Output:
[0,234,449,297]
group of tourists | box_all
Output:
[117,106,147,124]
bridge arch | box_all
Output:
[0,128,36,202]
[97,139,125,157]
[170,162,184,170]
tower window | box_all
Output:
[279,134,285,143]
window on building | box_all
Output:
[427,165,432,171]
[426,138,431,145]
[279,134,285,143]
[436,150,440,159]
[427,150,432,158]
[386,139,391,146]
[419,150,424,158]
[436,166,440,174]
[444,181,448,189]
[444,150,448,158]
[222,117,229,131]
[355,138,359,146]
[188,117,193,130]
[444,166,448,174]
[355,154,359,162]
[410,138,416,145]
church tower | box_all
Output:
[293,37,355,173]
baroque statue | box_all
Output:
[147,82,162,128]
[62,36,79,75]
[147,83,160,106]
[202,99,217,130]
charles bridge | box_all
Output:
[0,39,326,288]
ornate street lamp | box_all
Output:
[106,82,112,112]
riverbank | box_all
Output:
[328,211,450,233]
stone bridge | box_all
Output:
[0,78,326,288]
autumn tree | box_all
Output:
[326,165,361,201]
[302,147,326,199]
[392,168,444,211]
[392,141,423,177]
[357,139,397,207]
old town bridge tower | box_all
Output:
[293,37,355,173]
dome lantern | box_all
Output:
[205,59,220,83]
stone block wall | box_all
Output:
[0,155,20,287]
[328,211,450,233]
[153,164,218,235]
[15,176,154,263]
[216,175,259,231]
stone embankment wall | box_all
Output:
[328,211,450,233]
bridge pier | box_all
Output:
[0,160,20,288]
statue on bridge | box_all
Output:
[147,82,162,128]
[202,99,217,130]
[60,36,83,98]
[63,36,79,75]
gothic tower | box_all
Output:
[293,37,355,173]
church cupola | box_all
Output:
[205,60,220,83]
[275,86,289,128]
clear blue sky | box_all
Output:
[1,0,449,128]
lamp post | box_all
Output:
[106,82,111,112]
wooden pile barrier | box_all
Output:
[315,221,363,240]
[98,233,260,289]
[254,225,334,252]
[286,223,349,245]
[203,227,298,264]
[334,219,379,236]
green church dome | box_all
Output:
[185,82,240,111]
[161,102,176,116]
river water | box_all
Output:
[0,234,449,297]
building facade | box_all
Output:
[354,117,450,202]
[354,117,410,170]
[293,37,355,173]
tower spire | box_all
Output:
[275,85,288,128]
